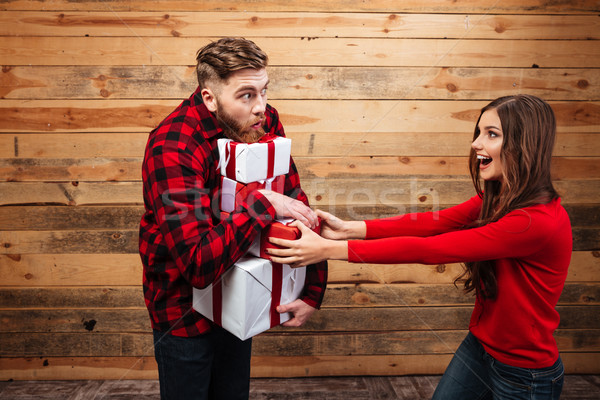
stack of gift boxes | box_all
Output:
[192,134,318,340]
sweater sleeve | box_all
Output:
[349,200,555,265]
[365,195,482,239]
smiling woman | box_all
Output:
[268,95,572,400]
[472,108,503,182]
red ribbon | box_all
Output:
[225,142,237,180]
[224,137,278,181]
[266,140,275,179]
[269,262,283,327]
[212,277,223,326]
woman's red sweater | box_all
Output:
[348,195,572,368]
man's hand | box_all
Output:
[276,299,317,327]
[258,190,318,229]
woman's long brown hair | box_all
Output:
[457,95,559,299]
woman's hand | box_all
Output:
[316,209,367,240]
[316,209,348,240]
[267,220,348,268]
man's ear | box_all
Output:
[201,87,218,112]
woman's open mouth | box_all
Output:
[477,155,492,166]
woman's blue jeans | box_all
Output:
[432,332,564,400]
[153,327,252,400]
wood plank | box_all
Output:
[1,180,598,209]
[2,251,595,287]
[1,306,597,334]
[0,205,143,230]
[0,308,470,333]
[2,12,598,40]
[1,131,598,159]
[0,230,139,254]
[0,133,149,158]
[0,158,143,182]
[0,204,597,231]
[0,182,143,205]
[1,179,599,211]
[327,251,600,284]
[0,254,142,286]
[2,156,598,182]
[1,100,597,133]
[0,353,597,381]
[1,0,597,13]
[4,66,599,101]
[1,329,597,357]
[0,286,147,308]
[0,283,597,310]
[2,37,598,67]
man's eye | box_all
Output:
[261,88,267,95]
[241,93,251,100]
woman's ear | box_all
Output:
[201,88,217,112]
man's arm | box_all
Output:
[143,131,277,289]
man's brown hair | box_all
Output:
[196,37,268,90]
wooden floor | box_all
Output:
[0,376,599,399]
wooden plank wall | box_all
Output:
[0,0,599,380]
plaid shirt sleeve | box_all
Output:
[143,129,275,291]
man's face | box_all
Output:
[204,68,269,143]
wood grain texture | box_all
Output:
[1,132,598,158]
[3,66,598,101]
[2,251,596,287]
[3,178,597,206]
[0,0,598,380]
[1,283,597,309]
[1,0,598,13]
[2,37,599,67]
[1,100,597,133]
[1,328,598,358]
[2,12,598,40]
[2,156,599,182]
[1,354,599,381]
[0,204,598,231]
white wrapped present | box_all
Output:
[192,256,306,340]
[217,134,291,184]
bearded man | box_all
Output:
[139,37,328,400]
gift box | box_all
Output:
[192,256,306,340]
[248,218,321,259]
[220,175,285,213]
[217,134,292,184]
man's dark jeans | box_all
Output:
[153,327,252,400]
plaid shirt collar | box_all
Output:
[189,86,224,140]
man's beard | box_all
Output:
[215,103,266,144]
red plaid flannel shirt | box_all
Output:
[139,87,328,336]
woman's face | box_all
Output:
[472,109,504,182]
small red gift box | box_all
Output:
[220,175,285,213]
[248,218,321,259]
[217,134,292,184]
